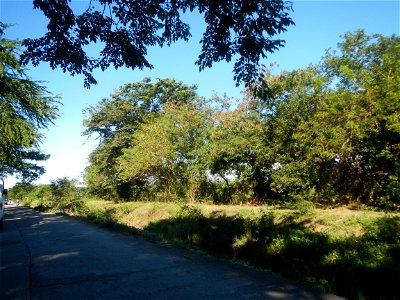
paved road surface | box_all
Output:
[0,206,343,300]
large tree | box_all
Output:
[321,30,400,207]
[203,96,267,204]
[83,77,201,200]
[117,102,209,201]
[255,31,400,207]
[21,0,294,87]
[0,23,59,181]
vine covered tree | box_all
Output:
[0,23,59,181]
[21,0,294,87]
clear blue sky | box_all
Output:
[1,1,399,187]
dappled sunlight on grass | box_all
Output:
[143,205,400,300]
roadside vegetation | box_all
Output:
[82,30,399,210]
[8,30,400,300]
[10,183,400,300]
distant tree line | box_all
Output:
[9,178,86,213]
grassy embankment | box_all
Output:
[30,199,400,300]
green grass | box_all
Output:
[27,198,400,300]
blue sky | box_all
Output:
[1,1,399,187]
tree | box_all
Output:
[8,182,35,201]
[10,178,85,212]
[21,0,294,87]
[255,30,400,207]
[23,184,53,209]
[0,23,59,181]
[322,31,400,207]
[257,67,328,201]
[203,96,267,204]
[49,177,81,211]
[83,78,201,200]
[117,102,209,201]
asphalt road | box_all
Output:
[0,206,344,300]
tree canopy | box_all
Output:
[83,78,201,200]
[0,23,59,181]
[255,30,400,207]
[21,0,294,87]
[83,31,399,209]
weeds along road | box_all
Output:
[1,206,343,300]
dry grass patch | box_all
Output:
[83,199,394,239]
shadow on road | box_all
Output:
[2,206,345,299]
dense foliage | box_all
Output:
[21,0,294,87]
[83,78,201,200]
[258,30,400,208]
[83,31,399,209]
[0,23,59,181]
